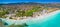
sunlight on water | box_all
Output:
[26,12,60,27]
[1,11,60,27]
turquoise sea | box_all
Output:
[0,11,60,27]
[26,11,60,27]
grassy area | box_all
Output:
[0,10,9,18]
[0,6,42,18]
[0,6,59,18]
[16,7,42,17]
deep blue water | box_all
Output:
[27,12,60,27]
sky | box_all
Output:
[0,0,60,4]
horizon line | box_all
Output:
[0,2,60,4]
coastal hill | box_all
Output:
[0,2,44,11]
[0,2,60,18]
[0,2,44,5]
[0,2,60,8]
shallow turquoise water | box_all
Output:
[27,12,60,27]
[1,11,60,27]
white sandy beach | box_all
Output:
[26,10,60,24]
[1,10,60,25]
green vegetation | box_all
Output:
[16,7,42,17]
[16,10,25,17]
[0,6,43,17]
[0,10,9,18]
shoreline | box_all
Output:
[26,10,60,20]
[26,10,60,22]
[0,10,60,25]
